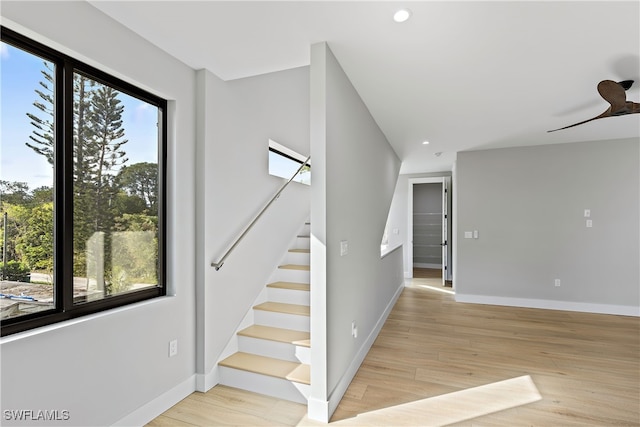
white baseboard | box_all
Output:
[112,375,196,426]
[196,366,220,392]
[413,263,442,269]
[455,294,640,317]
[307,397,330,423]
[316,280,405,422]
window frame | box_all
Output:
[1,27,167,337]
[268,140,311,184]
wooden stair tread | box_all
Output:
[292,338,310,347]
[219,352,310,385]
[278,264,310,271]
[238,325,310,346]
[288,248,310,253]
[254,302,310,316]
[267,281,310,291]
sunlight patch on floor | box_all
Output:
[301,375,541,426]
[415,283,455,295]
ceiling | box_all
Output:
[89,1,640,174]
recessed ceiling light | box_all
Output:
[393,8,412,23]
[422,140,430,145]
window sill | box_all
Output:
[381,243,403,259]
[0,294,173,344]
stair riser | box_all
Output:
[267,287,310,305]
[290,236,310,249]
[237,336,301,362]
[286,252,311,265]
[254,310,310,332]
[273,269,310,284]
[295,345,311,365]
[219,367,309,404]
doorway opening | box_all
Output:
[408,177,453,289]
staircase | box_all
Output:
[218,222,311,404]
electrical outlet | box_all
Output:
[169,339,178,357]
[554,279,561,287]
[351,321,358,338]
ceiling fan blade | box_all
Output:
[619,80,634,90]
[548,80,638,132]
[598,80,627,111]
[547,109,611,133]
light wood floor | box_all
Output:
[148,279,640,426]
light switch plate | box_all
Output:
[340,240,348,256]
[464,231,473,239]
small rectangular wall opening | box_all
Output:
[268,139,310,185]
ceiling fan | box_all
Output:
[548,80,640,132]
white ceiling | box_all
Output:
[90,1,640,174]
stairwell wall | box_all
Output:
[1,2,197,426]
[309,43,403,421]
[196,67,311,388]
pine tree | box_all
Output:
[72,74,98,277]
[86,84,129,233]
[27,69,131,279]
[25,62,55,165]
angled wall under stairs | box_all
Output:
[218,222,311,404]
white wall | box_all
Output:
[196,67,310,387]
[309,43,403,421]
[1,2,197,425]
[455,138,640,315]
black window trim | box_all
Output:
[268,146,311,168]
[1,26,167,337]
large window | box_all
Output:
[0,28,166,336]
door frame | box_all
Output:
[407,177,452,283]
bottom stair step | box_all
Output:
[219,352,310,385]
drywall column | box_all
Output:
[308,42,330,422]
[309,42,402,422]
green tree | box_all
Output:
[0,202,31,266]
[112,213,158,287]
[86,84,128,233]
[0,181,31,205]
[116,162,157,211]
[72,75,99,276]
[113,192,147,215]
[15,202,54,273]
[25,62,55,165]
[30,186,53,206]
[26,67,133,283]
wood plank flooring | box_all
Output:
[148,278,639,426]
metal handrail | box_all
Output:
[211,155,311,271]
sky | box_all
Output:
[1,41,159,192]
